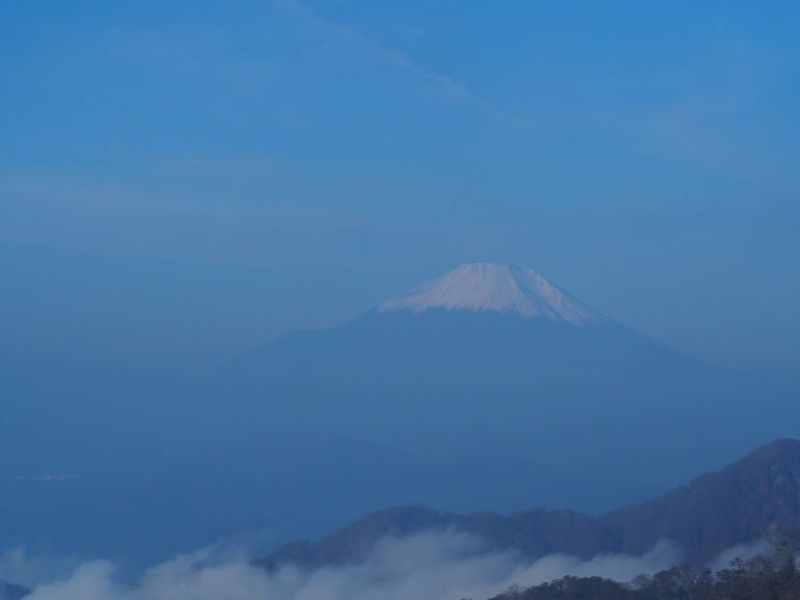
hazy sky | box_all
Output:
[2,0,799,375]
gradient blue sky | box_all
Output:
[1,0,799,375]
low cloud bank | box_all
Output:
[0,548,81,591]
[10,531,742,600]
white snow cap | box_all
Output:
[380,263,602,325]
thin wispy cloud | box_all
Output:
[275,0,515,119]
[15,474,77,483]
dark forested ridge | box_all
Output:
[485,539,800,600]
[604,438,800,560]
[260,439,800,569]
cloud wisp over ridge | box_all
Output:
[17,530,690,600]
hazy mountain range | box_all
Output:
[5,438,800,599]
[260,438,800,569]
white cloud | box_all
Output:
[707,539,770,572]
[23,562,123,600]
[18,530,682,600]
[0,548,81,590]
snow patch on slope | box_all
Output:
[380,263,602,325]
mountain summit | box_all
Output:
[380,263,602,325]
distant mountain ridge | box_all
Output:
[259,439,800,569]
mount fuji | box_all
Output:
[378,262,603,324]
[227,263,780,513]
[240,262,720,397]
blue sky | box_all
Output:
[1,0,799,375]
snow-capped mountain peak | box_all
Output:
[379,262,602,325]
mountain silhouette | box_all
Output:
[260,439,800,569]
